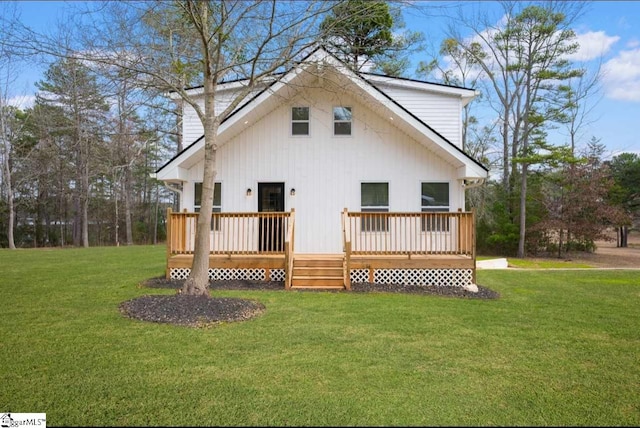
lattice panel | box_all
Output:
[171,268,266,281]
[170,268,190,280]
[209,268,265,281]
[373,268,473,287]
[270,269,285,282]
[350,269,370,283]
[243,269,266,281]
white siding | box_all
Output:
[372,84,462,148]
[182,88,462,253]
[182,88,266,146]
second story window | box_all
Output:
[292,107,309,135]
[333,106,352,136]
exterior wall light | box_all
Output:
[246,188,252,196]
[290,188,296,196]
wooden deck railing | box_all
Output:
[284,209,296,290]
[167,208,293,256]
[343,209,475,257]
[342,208,352,290]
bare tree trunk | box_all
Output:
[114,181,119,246]
[0,147,16,250]
[181,121,218,297]
[124,167,133,245]
[518,162,527,258]
[153,182,159,245]
[81,150,89,248]
[5,172,15,249]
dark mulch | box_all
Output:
[351,282,500,299]
[127,277,499,328]
[140,276,500,299]
[119,294,265,328]
[141,277,284,291]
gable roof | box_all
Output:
[156,46,488,180]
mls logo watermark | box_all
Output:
[1,413,46,428]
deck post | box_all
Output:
[166,207,172,279]
[284,208,295,290]
[472,208,477,284]
[342,208,352,290]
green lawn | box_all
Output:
[505,258,594,269]
[477,255,594,268]
[1,246,638,426]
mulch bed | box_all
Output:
[122,277,499,328]
[119,295,266,328]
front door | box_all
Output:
[258,182,285,252]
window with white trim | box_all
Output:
[333,106,352,135]
[194,182,222,230]
[421,182,449,231]
[291,107,309,135]
[361,182,388,232]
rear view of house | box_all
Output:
[154,47,488,290]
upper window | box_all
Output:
[291,107,309,136]
[421,182,449,231]
[361,182,389,232]
[194,182,222,230]
[333,106,352,136]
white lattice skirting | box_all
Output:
[362,268,474,287]
[170,268,285,281]
[350,269,370,283]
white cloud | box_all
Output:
[603,48,640,101]
[565,31,620,61]
[6,95,35,109]
[627,39,640,49]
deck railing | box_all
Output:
[343,209,475,257]
[342,208,352,290]
[284,209,296,290]
[167,208,293,255]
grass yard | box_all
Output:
[0,245,638,426]
[505,258,594,269]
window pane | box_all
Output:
[334,122,351,135]
[361,183,388,207]
[292,122,309,135]
[292,107,309,121]
[195,182,221,207]
[421,183,449,207]
[194,182,202,207]
[333,107,352,121]
[213,182,221,206]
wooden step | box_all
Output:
[294,258,343,268]
[291,276,345,287]
[291,285,345,290]
[292,267,343,276]
[290,254,345,288]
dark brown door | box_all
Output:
[258,183,285,252]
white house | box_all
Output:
[155,47,488,290]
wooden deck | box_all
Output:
[166,208,477,289]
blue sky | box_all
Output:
[7,0,640,159]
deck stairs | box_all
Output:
[291,254,345,290]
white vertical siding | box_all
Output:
[371,84,463,148]
[184,88,462,253]
[181,88,266,147]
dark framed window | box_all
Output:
[333,106,352,136]
[361,182,389,232]
[194,182,222,230]
[292,107,309,135]
[421,182,449,232]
